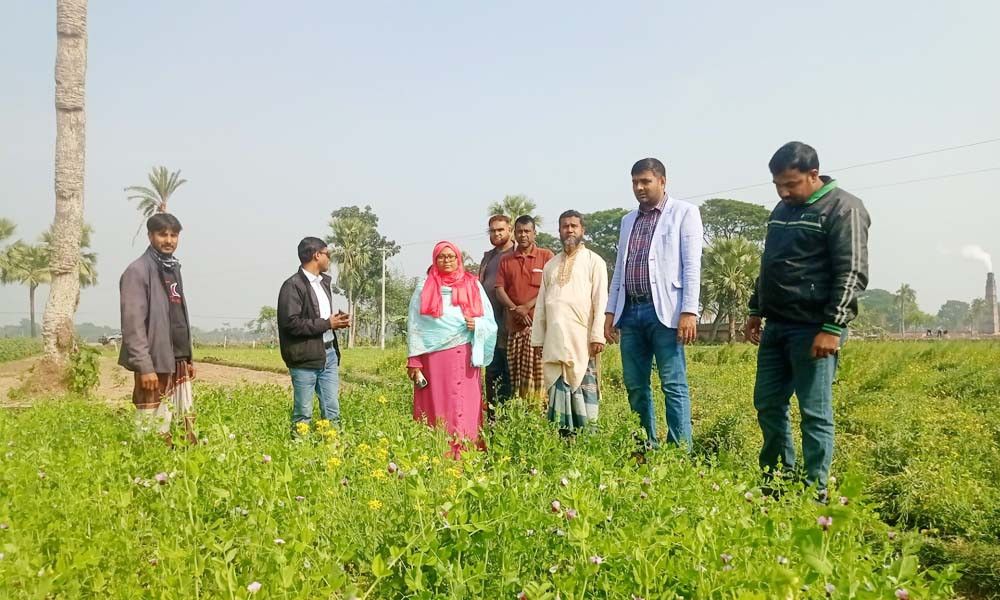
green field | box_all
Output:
[0,338,42,364]
[1,341,997,598]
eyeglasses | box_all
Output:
[318,249,331,257]
[436,254,459,262]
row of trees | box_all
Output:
[0,218,98,337]
[855,286,995,335]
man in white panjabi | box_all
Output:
[531,210,609,433]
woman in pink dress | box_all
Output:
[406,242,497,458]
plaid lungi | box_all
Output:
[507,328,544,404]
[133,360,195,434]
[546,357,599,432]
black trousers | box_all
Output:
[484,346,511,418]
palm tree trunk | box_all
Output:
[727,311,737,343]
[30,284,38,338]
[347,287,356,348]
[41,0,88,366]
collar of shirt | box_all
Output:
[300,267,323,283]
[514,245,539,258]
[638,193,669,215]
[804,177,838,206]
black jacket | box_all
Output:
[748,178,871,335]
[277,270,341,369]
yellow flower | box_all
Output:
[418,454,429,464]
[500,455,512,463]
[370,468,388,480]
[358,443,371,453]
[326,456,342,469]
[446,467,462,479]
[431,457,441,466]
[446,484,457,497]
[378,395,388,405]
[315,419,331,431]
[322,428,338,441]
[378,437,390,448]
[368,499,382,511]
[376,448,389,461]
[295,422,310,436]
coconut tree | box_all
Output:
[328,216,372,347]
[0,218,15,242]
[40,0,88,366]
[125,166,187,240]
[2,242,51,337]
[701,237,761,342]
[487,194,543,227]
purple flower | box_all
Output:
[247,581,262,593]
[589,555,604,564]
[262,455,272,464]
[839,496,849,506]
[517,593,527,600]
[551,500,561,513]
[825,582,835,595]
[387,462,398,474]
[295,495,305,502]
[712,483,720,491]
[720,553,733,564]
[744,491,754,502]
[640,491,648,500]
[895,590,910,600]
[642,477,652,486]
[154,472,168,485]
[817,516,833,531]
[560,477,569,487]
[565,509,577,520]
[529,468,538,476]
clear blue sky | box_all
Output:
[2,1,999,329]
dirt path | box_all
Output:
[1,356,290,406]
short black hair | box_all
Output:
[631,158,666,178]
[558,210,585,228]
[488,214,511,226]
[147,213,182,233]
[768,141,819,175]
[513,215,536,229]
[297,237,328,264]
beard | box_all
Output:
[561,235,581,252]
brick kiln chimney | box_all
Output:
[987,272,1000,335]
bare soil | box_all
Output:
[0,356,290,407]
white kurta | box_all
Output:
[530,247,609,391]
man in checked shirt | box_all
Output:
[604,158,703,451]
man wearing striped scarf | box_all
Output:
[746,141,871,504]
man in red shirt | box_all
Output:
[495,215,554,405]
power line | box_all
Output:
[852,166,1000,191]
[678,137,1000,200]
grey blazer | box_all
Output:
[118,248,192,374]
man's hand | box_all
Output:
[811,332,840,359]
[465,317,476,331]
[589,342,605,356]
[329,312,350,330]
[745,316,763,346]
[512,305,532,326]
[677,313,697,345]
[139,372,159,392]
[603,313,619,344]
[189,361,197,380]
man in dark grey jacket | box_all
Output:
[746,142,871,502]
[277,237,350,435]
[119,213,196,446]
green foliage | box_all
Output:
[4,342,998,596]
[701,237,761,340]
[699,198,771,244]
[125,166,187,242]
[488,194,542,227]
[0,338,42,363]
[246,306,278,343]
[66,343,101,395]
[936,300,969,331]
[579,208,628,279]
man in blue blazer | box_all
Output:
[604,158,703,450]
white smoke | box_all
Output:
[961,245,994,272]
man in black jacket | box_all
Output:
[278,237,350,434]
[746,142,870,502]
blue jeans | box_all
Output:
[753,321,842,491]
[619,300,691,450]
[289,348,340,431]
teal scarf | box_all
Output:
[407,280,497,367]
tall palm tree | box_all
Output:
[42,0,88,365]
[42,223,98,288]
[2,242,52,337]
[701,237,761,342]
[125,166,187,240]
[896,283,917,334]
[328,216,372,348]
[0,218,15,242]
[487,194,543,227]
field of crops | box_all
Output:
[0,338,41,364]
[1,340,997,598]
